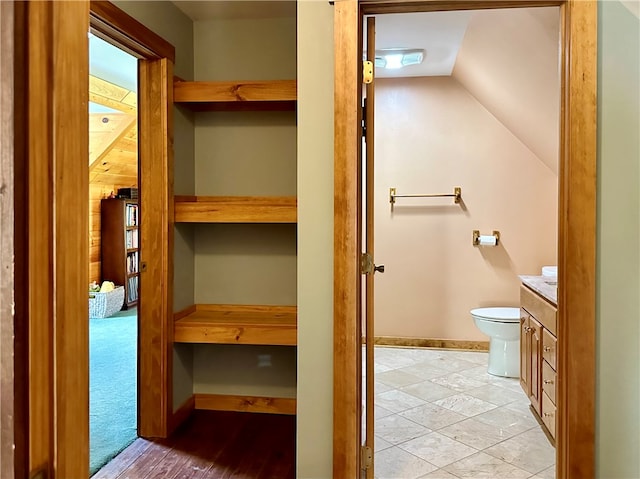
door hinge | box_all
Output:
[361,445,373,470]
[363,60,373,84]
[360,253,373,275]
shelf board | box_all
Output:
[174,80,296,112]
[174,196,297,224]
[174,304,297,346]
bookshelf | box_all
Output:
[101,198,139,308]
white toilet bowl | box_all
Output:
[470,307,521,378]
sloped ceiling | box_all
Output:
[452,8,560,174]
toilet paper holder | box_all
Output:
[473,230,500,246]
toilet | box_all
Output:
[470,307,521,378]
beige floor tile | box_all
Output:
[377,369,426,388]
[438,416,520,450]
[422,357,480,373]
[465,383,528,406]
[442,451,532,478]
[432,393,498,417]
[399,403,466,431]
[377,389,427,413]
[473,405,539,435]
[429,372,487,393]
[375,435,394,453]
[376,404,395,419]
[400,381,457,403]
[399,432,477,468]
[397,363,451,381]
[374,446,438,479]
[376,414,432,445]
[483,428,556,474]
[417,469,459,478]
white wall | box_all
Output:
[297,1,335,477]
[596,1,640,477]
[374,77,557,340]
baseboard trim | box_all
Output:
[194,393,296,415]
[374,336,489,351]
[168,395,195,435]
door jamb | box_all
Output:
[333,1,597,478]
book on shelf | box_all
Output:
[125,203,138,227]
[126,229,139,249]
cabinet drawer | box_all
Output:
[542,328,557,369]
[520,285,557,335]
[542,360,556,403]
[542,391,556,440]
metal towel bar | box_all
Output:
[389,187,462,204]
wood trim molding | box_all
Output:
[25,3,55,476]
[359,0,563,14]
[52,3,90,478]
[374,337,489,351]
[333,1,597,478]
[556,1,597,478]
[89,0,175,62]
[137,57,174,438]
[194,394,297,415]
[333,1,362,477]
[0,2,17,476]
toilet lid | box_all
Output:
[471,307,520,322]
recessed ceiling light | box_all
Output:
[374,48,425,69]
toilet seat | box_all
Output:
[470,307,520,323]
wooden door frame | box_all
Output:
[333,1,597,478]
[10,1,175,477]
[89,0,176,440]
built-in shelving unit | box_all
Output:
[171,32,298,419]
[174,304,297,346]
[174,195,297,223]
[174,79,297,111]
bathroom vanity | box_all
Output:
[519,275,558,443]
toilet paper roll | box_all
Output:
[478,235,497,246]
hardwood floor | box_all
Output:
[92,410,296,479]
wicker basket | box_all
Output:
[89,286,125,318]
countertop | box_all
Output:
[519,275,558,306]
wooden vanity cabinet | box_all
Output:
[520,285,558,440]
[520,309,542,415]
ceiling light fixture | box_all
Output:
[374,48,425,69]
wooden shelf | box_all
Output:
[174,80,296,112]
[174,195,297,224]
[174,304,297,346]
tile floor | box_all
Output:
[372,347,556,479]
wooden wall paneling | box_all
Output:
[333,0,362,476]
[138,57,174,437]
[52,2,90,477]
[26,3,55,476]
[556,1,597,478]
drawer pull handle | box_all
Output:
[544,346,552,352]
[544,412,554,417]
[544,379,554,384]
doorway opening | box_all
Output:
[367,7,560,476]
[88,32,139,475]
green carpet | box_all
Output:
[89,308,137,476]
